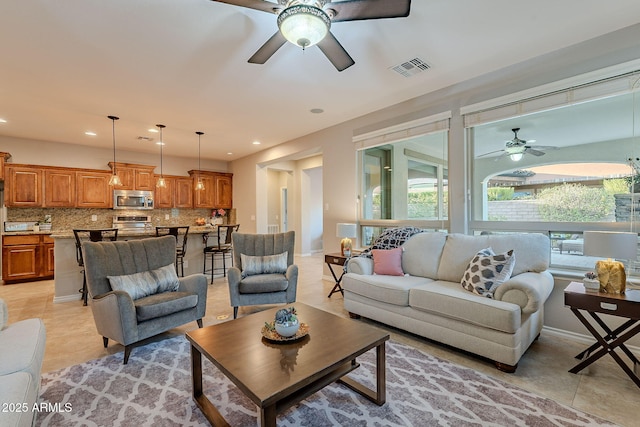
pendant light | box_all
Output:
[156,124,167,188]
[108,115,122,186]
[195,131,205,191]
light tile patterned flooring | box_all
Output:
[1,253,637,426]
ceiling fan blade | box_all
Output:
[248,31,287,64]
[328,0,411,22]
[476,149,506,158]
[525,148,546,156]
[317,32,355,71]
[210,0,281,14]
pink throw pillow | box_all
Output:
[372,247,404,276]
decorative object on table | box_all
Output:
[582,271,600,292]
[195,217,207,226]
[584,230,638,294]
[211,208,226,225]
[262,306,309,341]
[336,223,357,256]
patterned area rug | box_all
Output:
[36,336,615,426]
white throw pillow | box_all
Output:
[108,270,159,300]
[152,264,180,293]
[241,252,288,278]
[461,247,515,298]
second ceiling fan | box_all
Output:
[211,0,412,71]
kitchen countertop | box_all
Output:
[48,225,220,239]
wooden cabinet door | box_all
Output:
[44,242,55,277]
[2,236,40,282]
[175,177,193,208]
[6,166,42,207]
[215,174,233,209]
[115,167,135,190]
[135,169,155,190]
[44,169,76,207]
[155,176,174,208]
[76,171,112,208]
[194,175,216,208]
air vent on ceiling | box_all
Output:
[391,58,430,77]
[137,136,154,141]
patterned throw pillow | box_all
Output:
[461,247,515,298]
[108,270,159,300]
[241,252,288,278]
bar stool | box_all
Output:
[203,224,239,283]
[73,228,119,306]
[156,226,189,277]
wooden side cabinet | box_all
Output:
[2,234,54,283]
[5,166,42,207]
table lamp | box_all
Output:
[583,231,638,294]
[336,223,357,256]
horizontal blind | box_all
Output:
[353,111,451,150]
[463,70,640,128]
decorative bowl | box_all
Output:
[275,320,300,337]
[583,278,600,292]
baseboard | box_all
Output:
[53,294,82,304]
[541,325,640,354]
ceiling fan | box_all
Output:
[479,128,557,161]
[211,0,412,71]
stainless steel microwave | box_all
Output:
[113,190,154,210]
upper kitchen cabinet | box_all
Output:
[174,177,194,208]
[44,168,76,207]
[76,170,112,208]
[189,171,233,209]
[109,162,156,191]
[5,165,42,207]
[154,175,175,208]
[215,173,233,209]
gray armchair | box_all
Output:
[228,231,298,319]
[82,235,207,363]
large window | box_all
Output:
[466,71,640,273]
[356,119,449,245]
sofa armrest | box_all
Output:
[178,273,208,318]
[91,291,137,345]
[346,257,374,275]
[493,271,554,314]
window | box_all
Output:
[465,71,640,273]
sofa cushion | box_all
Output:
[401,232,447,278]
[437,233,550,282]
[238,273,289,294]
[0,298,7,330]
[108,270,158,300]
[0,318,46,383]
[241,252,288,278]
[373,247,404,276]
[0,372,37,427]
[409,280,521,333]
[343,273,432,307]
[461,248,515,298]
[134,292,198,322]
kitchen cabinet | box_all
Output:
[2,234,54,283]
[0,152,11,182]
[175,177,194,208]
[76,171,112,208]
[44,169,76,207]
[189,171,233,209]
[109,162,156,191]
[155,176,175,208]
[5,165,42,207]
[192,173,216,208]
[215,173,233,209]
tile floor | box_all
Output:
[1,253,637,426]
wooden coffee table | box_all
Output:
[186,303,389,426]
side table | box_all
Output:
[324,252,351,298]
[564,281,640,388]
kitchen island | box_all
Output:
[51,225,223,303]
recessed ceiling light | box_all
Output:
[252,141,261,145]
[310,108,324,114]
[85,131,97,136]
[148,128,159,133]
[227,152,233,155]
[156,141,165,146]
[0,118,7,123]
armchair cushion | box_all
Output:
[108,270,158,300]
[134,291,199,322]
[238,274,289,293]
[154,264,180,293]
[240,252,288,277]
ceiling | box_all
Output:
[1,0,640,162]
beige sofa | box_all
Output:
[343,232,553,372]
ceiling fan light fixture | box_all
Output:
[277,4,330,49]
[510,153,524,162]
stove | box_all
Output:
[112,215,153,233]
